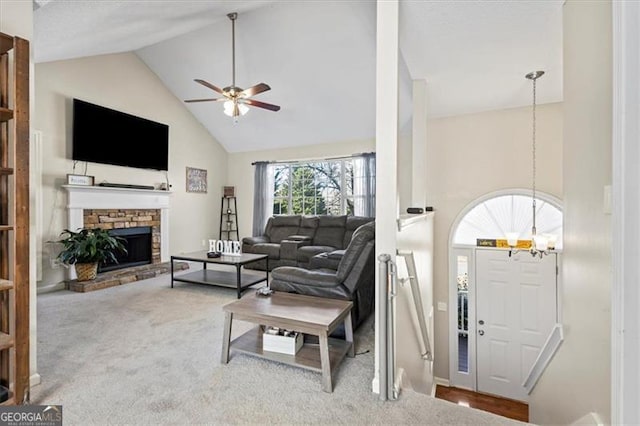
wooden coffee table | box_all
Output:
[221,292,354,392]
[170,251,268,298]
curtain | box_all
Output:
[353,153,376,217]
[252,162,274,235]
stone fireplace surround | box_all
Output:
[63,185,170,280]
[83,209,161,265]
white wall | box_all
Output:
[425,103,563,380]
[530,1,612,423]
[35,53,228,290]
[226,139,375,239]
[0,2,31,40]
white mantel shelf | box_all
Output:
[63,184,171,269]
[63,184,171,210]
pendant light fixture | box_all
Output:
[508,70,556,258]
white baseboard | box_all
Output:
[372,370,404,399]
[37,282,66,294]
[393,367,405,399]
[434,376,450,387]
[571,412,604,426]
[30,373,41,387]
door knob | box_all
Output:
[478,330,485,336]
[478,320,485,325]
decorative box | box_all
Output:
[262,327,303,355]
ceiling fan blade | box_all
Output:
[184,98,224,103]
[194,79,224,95]
[240,83,271,98]
[244,98,281,112]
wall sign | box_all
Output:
[186,167,207,193]
[476,238,532,249]
[67,174,95,186]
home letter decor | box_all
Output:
[209,239,241,255]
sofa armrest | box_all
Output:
[280,239,310,260]
[327,249,346,260]
[309,250,344,270]
[242,236,269,245]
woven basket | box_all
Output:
[75,262,98,281]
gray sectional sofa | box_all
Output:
[242,215,374,271]
[270,221,376,330]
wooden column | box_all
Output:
[13,36,30,405]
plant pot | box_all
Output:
[75,262,98,281]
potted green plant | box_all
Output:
[54,228,127,281]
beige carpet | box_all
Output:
[31,272,524,425]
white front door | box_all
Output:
[476,249,557,402]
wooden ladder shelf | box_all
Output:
[0,31,31,405]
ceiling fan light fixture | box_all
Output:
[223,100,249,117]
[184,12,280,118]
[238,103,249,116]
[223,100,235,117]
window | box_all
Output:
[272,159,356,216]
[453,193,563,249]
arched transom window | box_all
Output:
[452,194,563,249]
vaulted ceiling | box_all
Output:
[34,0,563,153]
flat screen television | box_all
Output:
[72,98,169,171]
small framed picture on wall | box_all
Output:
[186,167,207,193]
[223,186,235,197]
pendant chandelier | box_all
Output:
[508,70,556,258]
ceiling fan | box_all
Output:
[184,12,280,119]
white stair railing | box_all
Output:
[397,250,433,362]
[523,323,564,393]
[378,253,399,401]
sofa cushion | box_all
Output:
[251,243,281,259]
[271,267,340,288]
[297,245,337,264]
[313,215,347,248]
[242,236,269,245]
[343,216,374,248]
[281,239,310,260]
[268,215,302,243]
[271,215,302,227]
[297,216,319,239]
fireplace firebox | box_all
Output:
[99,226,152,273]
